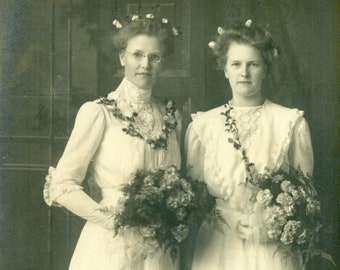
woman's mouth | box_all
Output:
[136,73,151,76]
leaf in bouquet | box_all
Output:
[169,244,179,264]
[316,250,336,266]
[176,208,187,221]
[190,180,216,211]
[202,208,229,235]
[288,167,317,197]
[156,228,179,264]
[293,201,308,223]
[122,199,158,226]
[122,170,146,194]
[302,246,336,267]
[273,244,296,263]
[170,224,189,243]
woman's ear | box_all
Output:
[224,67,229,79]
[119,53,125,67]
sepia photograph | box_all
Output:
[0,0,338,269]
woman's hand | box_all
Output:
[236,215,270,243]
[236,221,254,240]
[55,189,116,230]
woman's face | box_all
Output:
[119,34,163,89]
[224,43,267,102]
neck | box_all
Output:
[230,95,264,107]
[120,78,152,103]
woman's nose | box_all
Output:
[140,55,151,68]
[240,65,250,77]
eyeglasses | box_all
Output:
[125,50,162,64]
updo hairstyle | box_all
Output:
[112,14,179,57]
[210,20,278,70]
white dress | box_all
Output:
[44,78,181,270]
[185,100,314,270]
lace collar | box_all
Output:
[228,100,265,110]
[108,78,152,104]
[225,100,264,152]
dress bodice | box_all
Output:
[185,100,313,201]
[44,78,181,206]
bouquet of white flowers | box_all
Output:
[251,168,320,246]
[104,165,225,263]
[221,103,335,268]
[249,168,335,266]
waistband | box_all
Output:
[100,187,125,206]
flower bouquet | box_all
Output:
[248,167,335,267]
[105,165,225,263]
[221,103,335,268]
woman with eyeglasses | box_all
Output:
[43,14,181,270]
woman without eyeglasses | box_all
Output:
[185,20,314,270]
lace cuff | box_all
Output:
[43,166,83,207]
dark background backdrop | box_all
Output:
[0,0,338,269]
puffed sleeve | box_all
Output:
[43,102,116,230]
[184,122,205,181]
[288,117,314,175]
[44,102,105,206]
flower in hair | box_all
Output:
[273,48,278,58]
[162,18,168,24]
[245,19,252,27]
[146,14,155,19]
[112,19,122,29]
[217,27,226,35]
[131,15,139,21]
[172,27,180,36]
[208,41,216,49]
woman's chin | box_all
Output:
[134,78,155,89]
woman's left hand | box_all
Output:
[236,221,254,240]
[236,213,269,242]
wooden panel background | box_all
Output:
[0,0,338,269]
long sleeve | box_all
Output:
[288,117,314,175]
[43,102,114,229]
[184,122,205,181]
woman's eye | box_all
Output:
[231,63,240,67]
[149,54,161,62]
[133,52,143,58]
[251,63,259,67]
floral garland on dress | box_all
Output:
[98,97,177,150]
[221,102,256,182]
[221,102,335,268]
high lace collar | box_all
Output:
[110,78,152,103]
[228,99,266,110]
[226,99,264,151]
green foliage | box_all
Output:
[111,166,223,263]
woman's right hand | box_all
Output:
[55,189,116,231]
